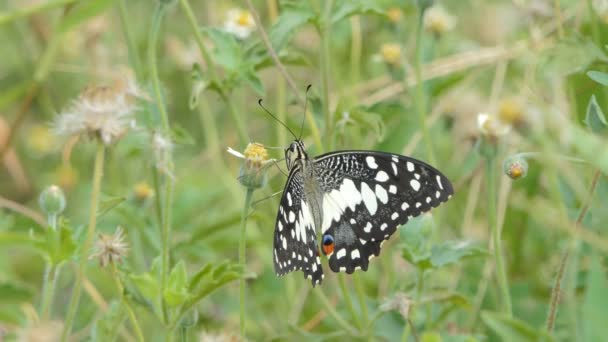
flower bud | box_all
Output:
[39,185,66,216]
[238,143,270,189]
[503,155,528,180]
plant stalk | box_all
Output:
[61,142,105,341]
[239,187,254,338]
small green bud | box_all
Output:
[39,185,66,215]
[503,155,528,180]
[179,308,199,328]
[236,143,271,189]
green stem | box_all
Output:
[149,2,175,326]
[40,214,58,320]
[546,169,601,331]
[117,0,144,80]
[239,188,254,338]
[586,0,601,45]
[61,142,105,341]
[413,6,435,165]
[313,288,358,336]
[320,0,333,151]
[338,274,362,330]
[0,0,78,25]
[179,0,219,83]
[486,155,512,317]
[353,273,369,329]
[111,264,145,342]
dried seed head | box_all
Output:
[54,73,148,146]
[89,226,129,267]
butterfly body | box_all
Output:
[273,140,453,286]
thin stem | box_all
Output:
[149,2,175,325]
[40,214,58,320]
[313,288,359,336]
[61,142,105,341]
[553,0,564,39]
[244,0,305,106]
[179,0,219,83]
[353,273,369,330]
[486,155,512,317]
[546,169,601,331]
[239,188,255,338]
[111,263,145,342]
[413,6,436,165]
[320,0,334,150]
[338,274,362,330]
[117,0,144,80]
[349,15,362,87]
[586,0,601,45]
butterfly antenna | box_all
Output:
[298,84,312,140]
[258,99,297,140]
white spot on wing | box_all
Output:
[361,183,377,215]
[392,162,398,175]
[392,156,399,163]
[375,184,388,204]
[375,170,389,182]
[278,221,283,232]
[407,161,415,172]
[436,191,441,198]
[389,185,397,194]
[359,238,367,245]
[364,222,372,233]
[336,248,346,259]
[351,250,361,259]
[436,175,444,189]
[366,156,378,169]
[289,211,295,223]
[426,196,431,203]
[410,179,421,191]
[321,178,363,232]
[282,236,287,249]
[287,192,292,206]
[391,212,399,220]
[381,223,387,231]
[401,202,409,211]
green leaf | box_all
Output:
[331,0,384,24]
[481,311,554,342]
[584,95,608,135]
[204,28,243,72]
[171,124,196,145]
[189,263,213,291]
[91,301,126,342]
[541,37,608,76]
[0,282,34,304]
[244,68,264,96]
[587,70,608,86]
[59,0,117,33]
[0,304,26,325]
[130,272,160,303]
[430,241,487,268]
[97,196,126,218]
[164,261,190,307]
[420,332,442,342]
[582,254,608,342]
[0,232,45,254]
[45,221,77,265]
[400,216,433,269]
[269,2,315,51]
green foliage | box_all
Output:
[581,254,608,342]
[481,311,555,342]
[585,95,608,135]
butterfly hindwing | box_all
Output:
[312,151,454,273]
[272,170,324,286]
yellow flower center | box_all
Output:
[387,7,402,23]
[134,182,154,200]
[237,11,252,27]
[381,43,401,66]
[243,142,268,162]
[498,99,524,125]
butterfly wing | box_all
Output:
[273,168,324,286]
[312,151,454,274]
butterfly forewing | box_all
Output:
[312,151,454,274]
[273,170,324,285]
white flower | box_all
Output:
[89,226,129,267]
[223,8,255,39]
[54,75,148,146]
[477,112,511,137]
[423,4,456,36]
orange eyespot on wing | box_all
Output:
[322,234,335,256]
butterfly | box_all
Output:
[272,139,454,286]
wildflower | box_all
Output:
[133,182,154,201]
[39,185,66,216]
[423,4,456,36]
[224,8,255,39]
[477,112,511,139]
[379,292,412,319]
[54,74,148,146]
[503,155,529,180]
[387,7,403,23]
[227,143,274,189]
[498,98,525,127]
[152,131,174,178]
[89,226,129,267]
[380,43,402,66]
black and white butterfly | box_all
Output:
[272,139,454,286]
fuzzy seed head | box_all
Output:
[54,74,148,146]
[423,4,456,36]
[90,226,129,267]
[381,43,402,66]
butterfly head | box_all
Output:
[285,139,308,170]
